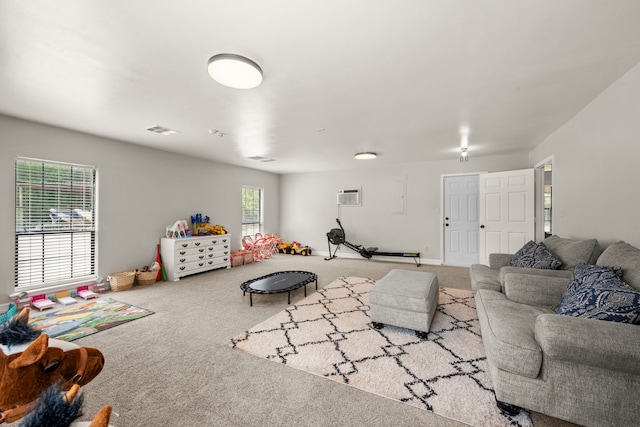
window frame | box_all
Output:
[15,157,98,291]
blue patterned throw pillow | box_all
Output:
[556,264,640,324]
[509,241,562,269]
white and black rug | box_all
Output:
[227,276,532,427]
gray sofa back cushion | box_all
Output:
[597,241,640,291]
[542,235,601,269]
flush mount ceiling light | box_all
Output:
[354,152,377,160]
[207,54,263,89]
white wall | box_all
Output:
[530,62,640,248]
[280,153,528,263]
[4,60,638,303]
[0,115,280,302]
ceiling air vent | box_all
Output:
[248,156,276,162]
[146,125,179,135]
[337,188,361,206]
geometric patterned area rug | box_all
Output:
[29,297,154,342]
[227,276,532,427]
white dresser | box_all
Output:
[160,234,232,281]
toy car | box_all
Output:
[279,241,312,256]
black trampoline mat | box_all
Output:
[240,271,318,306]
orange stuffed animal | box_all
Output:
[0,308,105,424]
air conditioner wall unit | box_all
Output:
[337,188,361,206]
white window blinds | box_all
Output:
[241,186,263,236]
[15,158,97,288]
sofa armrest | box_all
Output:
[489,253,513,269]
[535,314,640,376]
[503,274,571,308]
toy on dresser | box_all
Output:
[190,213,227,236]
[165,219,191,238]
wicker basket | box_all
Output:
[135,269,158,286]
[108,271,135,291]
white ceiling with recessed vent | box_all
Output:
[1,1,640,174]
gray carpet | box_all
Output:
[64,255,577,426]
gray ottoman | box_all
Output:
[369,269,439,338]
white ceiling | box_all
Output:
[2,1,640,174]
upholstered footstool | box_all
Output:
[369,269,439,338]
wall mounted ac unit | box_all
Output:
[337,188,361,206]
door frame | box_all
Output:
[440,171,486,265]
[534,155,554,242]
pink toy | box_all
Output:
[77,285,99,300]
[31,294,55,311]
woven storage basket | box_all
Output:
[135,270,157,286]
[108,271,135,291]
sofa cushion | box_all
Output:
[556,264,640,324]
[475,289,552,378]
[542,235,600,269]
[596,241,640,291]
[509,240,562,269]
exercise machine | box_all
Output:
[324,218,421,266]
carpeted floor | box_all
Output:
[228,276,532,427]
[44,255,578,426]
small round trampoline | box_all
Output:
[240,271,317,306]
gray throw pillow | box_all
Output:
[596,241,640,291]
[542,235,599,270]
[509,241,562,269]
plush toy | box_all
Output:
[0,308,105,424]
[19,383,113,427]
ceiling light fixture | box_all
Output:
[459,127,470,162]
[460,147,469,162]
[207,54,263,89]
[354,152,377,160]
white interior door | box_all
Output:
[443,175,479,266]
[479,169,535,265]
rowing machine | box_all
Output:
[324,218,421,266]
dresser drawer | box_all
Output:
[176,247,206,257]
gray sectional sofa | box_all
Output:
[471,238,640,426]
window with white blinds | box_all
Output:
[241,186,263,236]
[15,158,97,289]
